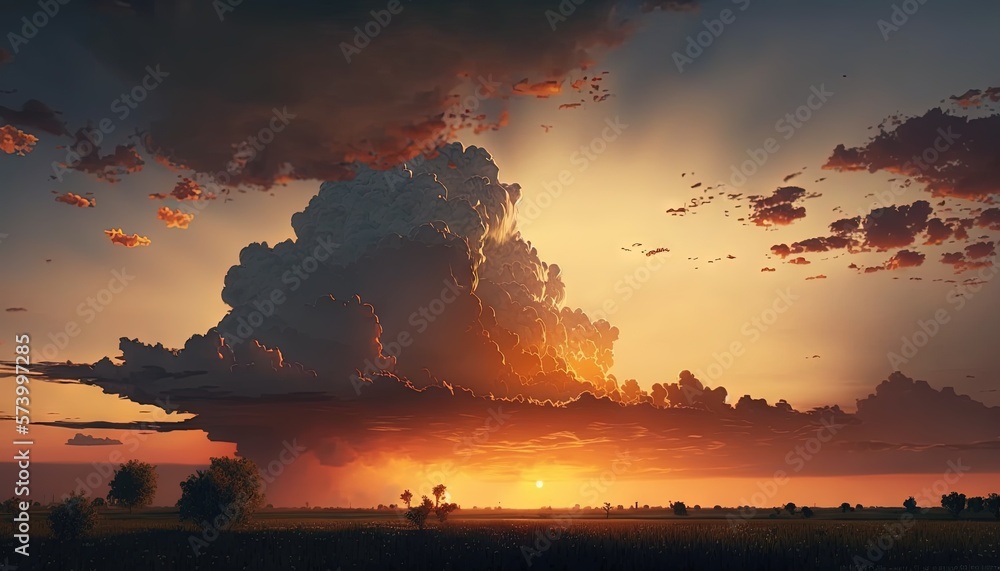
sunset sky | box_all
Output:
[1,0,998,509]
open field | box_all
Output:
[2,509,999,570]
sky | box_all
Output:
[0,0,998,509]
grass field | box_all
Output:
[2,508,999,570]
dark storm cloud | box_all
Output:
[824,107,1000,203]
[64,0,698,189]
[0,99,69,137]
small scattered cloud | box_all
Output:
[104,228,151,248]
[156,206,194,229]
[66,433,123,446]
[54,192,96,208]
[149,178,216,201]
[0,124,38,156]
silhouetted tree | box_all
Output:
[855,504,864,511]
[941,492,966,518]
[602,502,612,518]
[432,484,447,507]
[48,492,98,541]
[91,497,106,508]
[673,501,688,516]
[903,496,918,513]
[405,496,433,529]
[984,493,1000,520]
[840,502,852,513]
[1,497,18,513]
[400,489,413,509]
[967,496,985,513]
[784,502,797,515]
[435,501,458,523]
[107,460,158,514]
[773,507,782,516]
[177,457,264,528]
[801,506,814,518]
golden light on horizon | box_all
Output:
[536,480,544,489]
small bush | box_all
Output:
[48,493,99,541]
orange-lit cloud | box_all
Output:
[824,107,1000,202]
[38,142,1000,505]
[149,178,216,201]
[156,206,194,229]
[949,87,1000,108]
[512,79,562,98]
[104,228,151,248]
[60,129,144,183]
[0,124,38,156]
[747,186,814,227]
[54,192,96,208]
[76,0,696,188]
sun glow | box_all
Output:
[536,480,544,489]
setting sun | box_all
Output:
[536,480,544,489]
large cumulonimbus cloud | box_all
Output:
[215,143,613,400]
[39,144,1000,502]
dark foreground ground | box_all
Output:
[2,508,999,570]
